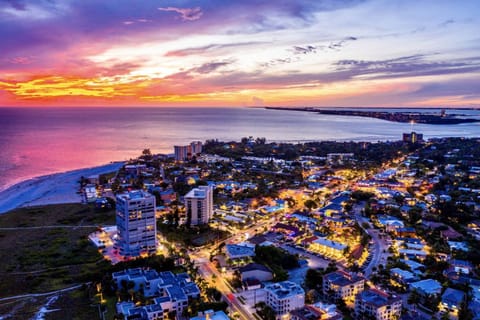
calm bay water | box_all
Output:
[1,106,480,191]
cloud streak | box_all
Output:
[158,6,203,21]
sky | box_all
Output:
[0,0,479,107]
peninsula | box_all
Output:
[265,107,480,124]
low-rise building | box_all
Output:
[265,281,305,316]
[409,279,442,296]
[354,289,402,320]
[439,288,465,316]
[323,271,365,303]
[290,302,343,320]
[239,263,273,282]
[225,243,255,260]
[190,310,230,320]
[390,268,416,284]
[113,268,200,319]
[309,237,347,259]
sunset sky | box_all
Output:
[1,0,479,107]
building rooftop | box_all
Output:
[265,281,305,299]
[390,268,415,281]
[239,263,271,273]
[357,289,401,307]
[185,186,211,199]
[225,244,255,258]
[313,238,347,251]
[442,288,466,306]
[117,190,153,201]
[190,310,230,320]
[324,270,365,286]
[410,279,443,295]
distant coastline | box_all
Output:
[264,107,480,125]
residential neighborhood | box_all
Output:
[9,136,480,320]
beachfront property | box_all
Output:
[174,141,203,161]
[115,190,157,257]
[402,131,424,144]
[113,268,200,319]
[184,186,213,225]
[264,281,305,316]
[354,289,402,320]
[323,271,365,304]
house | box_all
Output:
[265,281,305,316]
[450,259,474,274]
[410,279,442,296]
[400,259,425,275]
[354,289,402,320]
[447,241,469,252]
[272,223,299,238]
[309,237,347,259]
[225,243,255,260]
[239,263,273,282]
[378,215,404,231]
[190,310,230,320]
[390,268,416,284]
[113,269,200,320]
[439,288,465,315]
[323,271,365,303]
[290,302,343,320]
[395,227,417,237]
[247,235,271,247]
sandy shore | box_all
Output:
[0,162,124,214]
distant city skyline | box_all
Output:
[0,0,479,107]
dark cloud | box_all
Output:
[192,61,233,74]
[293,45,317,55]
[262,36,358,68]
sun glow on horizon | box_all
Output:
[0,1,479,107]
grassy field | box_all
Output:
[0,203,115,297]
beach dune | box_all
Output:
[0,162,124,214]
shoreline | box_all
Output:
[0,162,124,214]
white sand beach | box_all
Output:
[0,162,124,214]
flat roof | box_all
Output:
[117,190,153,200]
[313,238,347,250]
[265,281,304,299]
[410,279,442,295]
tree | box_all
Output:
[458,299,473,320]
[304,199,317,210]
[255,302,275,320]
[305,289,319,304]
[407,289,421,306]
[305,269,323,290]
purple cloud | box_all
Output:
[158,6,203,21]
[4,0,26,11]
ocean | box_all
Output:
[1,106,480,191]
